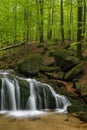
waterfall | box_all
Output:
[0,71,71,118]
[5,78,17,110]
[26,79,37,110]
[1,79,5,110]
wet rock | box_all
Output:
[17,78,30,109]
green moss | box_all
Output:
[17,54,43,76]
[54,49,80,72]
[64,63,84,81]
[40,66,54,73]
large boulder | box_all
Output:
[64,63,84,81]
[54,49,80,71]
[17,54,43,76]
[74,81,87,97]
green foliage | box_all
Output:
[0,0,86,49]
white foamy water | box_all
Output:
[5,110,47,119]
[0,71,71,119]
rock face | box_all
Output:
[64,63,84,81]
[17,78,30,109]
[54,49,80,72]
[17,54,43,76]
[74,81,87,103]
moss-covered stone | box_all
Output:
[43,60,55,67]
[74,81,87,97]
[54,49,80,71]
[64,63,84,81]
[68,97,87,113]
[57,71,65,80]
[17,54,43,76]
[45,72,58,79]
[40,66,54,73]
[77,112,87,122]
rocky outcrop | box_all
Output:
[17,54,43,76]
[53,49,80,72]
[17,78,30,109]
[74,81,87,98]
[64,63,84,81]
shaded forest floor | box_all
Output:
[0,41,87,93]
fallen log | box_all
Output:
[0,41,27,51]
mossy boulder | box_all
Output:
[45,71,65,80]
[54,49,80,71]
[57,71,65,80]
[40,66,54,73]
[17,54,43,76]
[64,63,84,81]
[77,112,87,122]
[45,72,59,79]
[74,81,87,97]
[68,97,87,113]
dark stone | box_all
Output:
[54,49,80,72]
[64,63,84,81]
[57,71,65,80]
[17,54,43,76]
[17,78,30,109]
[40,66,54,73]
[45,72,58,79]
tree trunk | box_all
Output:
[60,0,64,44]
[70,0,73,40]
[77,0,83,58]
[39,0,44,43]
[82,0,86,41]
[36,0,40,41]
[13,3,17,44]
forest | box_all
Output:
[0,0,87,130]
[0,0,86,58]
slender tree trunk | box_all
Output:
[82,0,86,41]
[24,9,29,42]
[60,0,64,44]
[23,9,26,41]
[36,0,39,41]
[39,0,44,43]
[47,4,52,40]
[70,0,73,40]
[13,4,17,44]
[77,0,83,58]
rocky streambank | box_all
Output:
[0,43,87,122]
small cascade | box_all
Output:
[5,78,17,110]
[26,79,37,110]
[1,79,5,110]
[0,71,71,118]
[15,79,20,110]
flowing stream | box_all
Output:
[0,71,71,118]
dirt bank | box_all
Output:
[0,113,87,130]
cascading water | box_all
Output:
[0,71,71,118]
